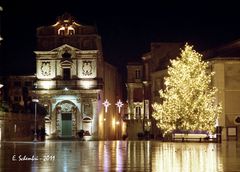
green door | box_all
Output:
[62,113,72,137]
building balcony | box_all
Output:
[36,78,103,90]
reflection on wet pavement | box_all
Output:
[0,140,239,171]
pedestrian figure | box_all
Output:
[40,127,46,141]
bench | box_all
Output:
[172,133,209,142]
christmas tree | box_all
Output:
[152,44,222,135]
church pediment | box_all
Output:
[51,44,81,52]
[34,44,80,55]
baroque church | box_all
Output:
[0,13,125,141]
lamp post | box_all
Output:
[32,98,39,141]
[142,80,148,134]
[0,84,3,110]
[0,83,3,97]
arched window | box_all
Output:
[58,27,65,35]
[68,26,75,35]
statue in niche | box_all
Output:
[56,106,61,114]
[72,106,77,114]
[82,103,92,116]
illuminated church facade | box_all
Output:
[1,13,124,141]
[34,13,125,140]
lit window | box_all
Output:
[135,106,141,119]
[135,69,141,79]
[58,27,65,35]
[60,30,64,35]
[69,29,74,35]
[68,26,75,35]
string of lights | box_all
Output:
[152,44,222,135]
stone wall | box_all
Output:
[1,113,44,141]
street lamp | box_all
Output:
[0,84,3,111]
[0,83,3,100]
[142,80,148,133]
[32,98,39,141]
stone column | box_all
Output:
[72,106,77,136]
[56,106,62,137]
[213,62,226,140]
[92,99,98,139]
[76,97,82,131]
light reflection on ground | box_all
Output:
[0,140,239,171]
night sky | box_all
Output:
[1,1,240,76]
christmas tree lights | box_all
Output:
[152,44,222,135]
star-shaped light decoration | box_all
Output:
[115,99,124,113]
[103,99,111,113]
